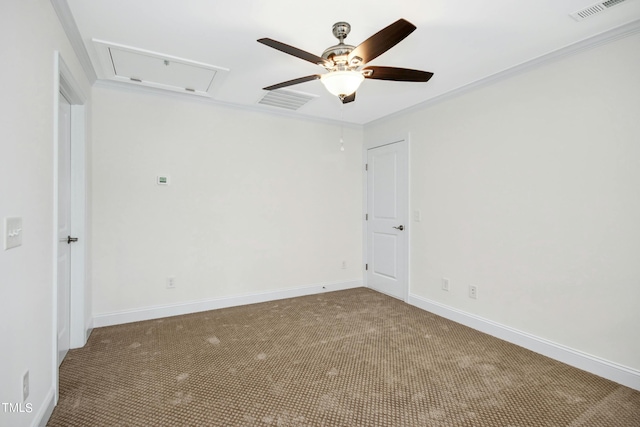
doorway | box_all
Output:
[57,92,72,365]
[54,52,88,400]
[365,138,409,300]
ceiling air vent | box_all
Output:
[570,0,629,21]
[258,90,318,111]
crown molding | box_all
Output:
[367,18,640,127]
[50,0,97,83]
[49,0,639,127]
[93,79,364,130]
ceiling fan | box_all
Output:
[258,19,434,104]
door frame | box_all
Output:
[53,52,88,401]
[362,133,411,302]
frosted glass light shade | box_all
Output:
[320,71,364,97]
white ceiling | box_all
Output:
[64,0,640,125]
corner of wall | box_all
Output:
[409,293,640,391]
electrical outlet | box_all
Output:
[469,285,478,299]
[23,370,29,401]
[167,277,176,289]
[441,278,450,291]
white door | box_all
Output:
[57,92,72,365]
[366,141,408,300]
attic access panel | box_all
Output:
[93,40,229,97]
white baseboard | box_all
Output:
[34,387,55,427]
[93,280,362,328]
[408,293,640,391]
[93,284,638,390]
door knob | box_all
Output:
[67,236,78,244]
[393,225,404,231]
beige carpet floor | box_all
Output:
[48,288,640,426]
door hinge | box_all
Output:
[365,263,368,270]
[365,213,368,221]
[365,163,368,171]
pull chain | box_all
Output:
[340,104,345,151]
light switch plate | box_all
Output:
[4,217,23,250]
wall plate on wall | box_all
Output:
[4,217,23,250]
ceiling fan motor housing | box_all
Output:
[321,44,356,68]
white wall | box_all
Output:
[3,6,635,426]
[91,87,363,318]
[365,32,640,371]
[0,1,92,426]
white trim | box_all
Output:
[361,144,368,285]
[58,59,86,104]
[50,0,97,83]
[363,131,410,151]
[53,5,640,128]
[363,134,411,302]
[93,280,362,328]
[367,19,640,127]
[52,53,62,407]
[406,133,412,301]
[93,79,365,129]
[409,293,640,391]
[69,103,87,349]
[51,4,639,127]
[33,388,56,427]
[53,52,89,411]
[57,54,89,351]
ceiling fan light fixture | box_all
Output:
[320,71,364,98]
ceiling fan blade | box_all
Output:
[258,38,330,67]
[348,19,416,65]
[263,75,321,91]
[341,93,356,104]
[363,66,433,82]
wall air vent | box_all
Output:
[258,89,318,111]
[570,0,629,21]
